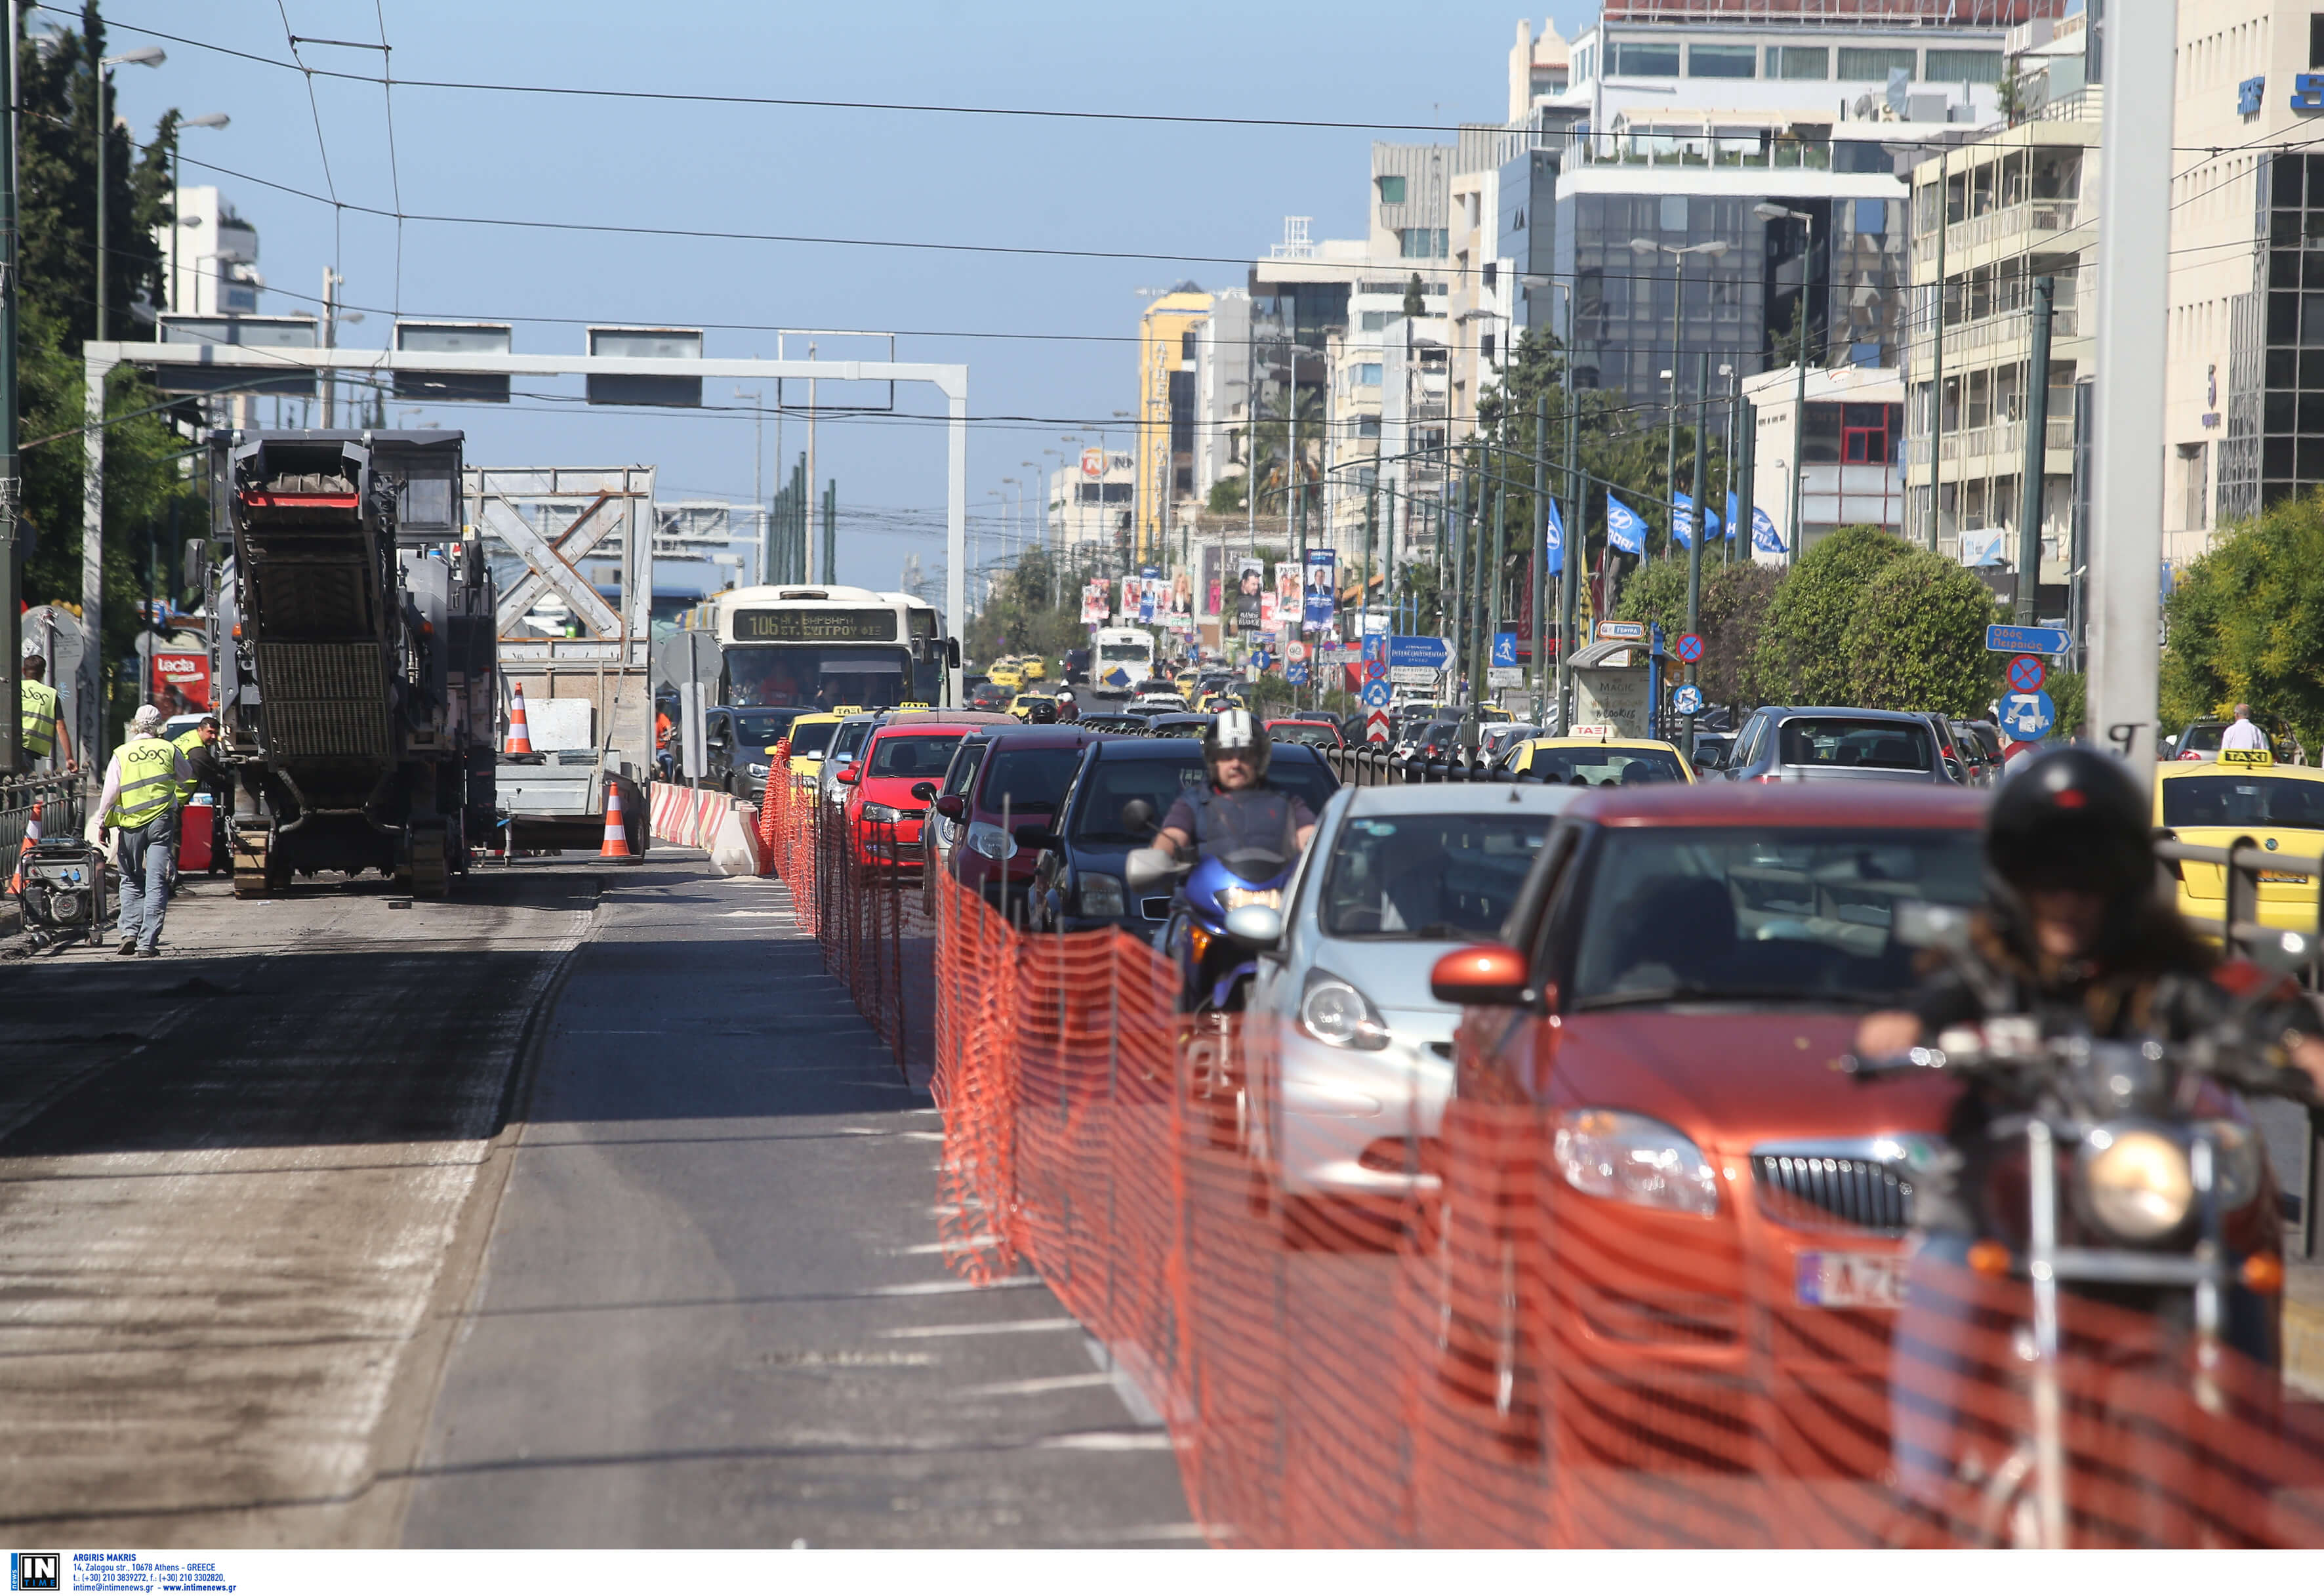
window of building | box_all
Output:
[1610,41,1681,77]
[1358,310,1400,332]
[1355,363,1382,386]
[2180,441,2209,530]
[2029,148,2081,201]
[1837,47,1917,81]
[1770,45,1829,79]
[1400,227,1448,258]
[2310,14,2324,68]
[1482,261,1497,291]
[1576,43,1594,83]
[1688,44,1757,78]
[1925,49,2002,84]
[1801,403,1843,462]
[1377,174,1407,206]
[1841,403,1894,463]
[1181,331,1198,361]
[1482,333,1497,363]
[1358,415,1381,438]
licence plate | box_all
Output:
[1796,1252,1904,1309]
[2260,870,2311,884]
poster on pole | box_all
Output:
[1235,558,1265,628]
[1120,576,1142,622]
[1303,547,1336,631]
[1139,566,1160,624]
[1080,583,1109,625]
[1259,591,1278,631]
[1273,562,1300,624]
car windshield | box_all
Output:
[1321,811,1551,941]
[1777,718,1933,772]
[978,746,1084,813]
[735,710,800,746]
[1524,746,1686,786]
[1570,827,1985,1009]
[866,733,964,779]
[2177,723,2227,754]
[1271,723,1339,748]
[2162,774,2324,828]
[1151,720,1208,740]
[832,721,874,760]
[787,720,838,758]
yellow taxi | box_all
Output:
[985,661,1025,691]
[781,710,847,789]
[1503,734,1697,786]
[1174,673,1200,699]
[1008,690,1061,723]
[1019,656,1048,682]
[2155,748,2324,932]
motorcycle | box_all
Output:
[1848,899,2321,1547]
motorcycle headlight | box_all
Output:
[966,822,1016,861]
[2082,1125,2195,1241]
[1215,885,1283,912]
[1553,1109,1720,1217]
[1077,871,1127,918]
[1299,968,1391,1050]
[861,803,903,824]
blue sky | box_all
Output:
[94,1,1593,595]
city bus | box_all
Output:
[1090,625,1157,700]
[685,584,955,710]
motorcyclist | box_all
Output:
[1855,747,2324,1542]
[1151,706,1318,865]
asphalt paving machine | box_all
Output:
[207,430,497,898]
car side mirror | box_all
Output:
[1430,943,1530,1007]
[910,781,939,802]
[1224,903,1284,949]
[836,764,861,785]
[935,794,967,820]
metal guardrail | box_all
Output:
[1,771,87,876]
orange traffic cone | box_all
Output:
[8,801,40,894]
[598,781,638,862]
[505,683,535,755]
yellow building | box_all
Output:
[1136,284,1212,563]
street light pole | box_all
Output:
[1629,237,1728,565]
[92,45,164,343]
[1755,203,1818,568]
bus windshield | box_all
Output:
[1099,641,1151,661]
[726,645,914,710]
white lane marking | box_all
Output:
[723,911,790,918]
[868,1276,1042,1298]
[877,1317,1079,1340]
[954,1372,1117,1397]
[1038,1431,1177,1451]
[885,1237,1002,1255]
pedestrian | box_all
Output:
[173,714,230,876]
[2220,703,2268,753]
[94,705,193,958]
[18,644,74,773]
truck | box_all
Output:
[207,430,497,897]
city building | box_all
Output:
[1134,284,1212,563]
[1047,447,1136,551]
[157,185,262,315]
[1747,361,1908,560]
[1190,289,1252,504]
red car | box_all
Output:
[931,725,1113,920]
[1267,717,1345,751]
[838,715,1002,874]
[1425,783,1986,1535]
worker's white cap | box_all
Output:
[131,705,165,731]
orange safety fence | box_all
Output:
[760,758,2324,1546]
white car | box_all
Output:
[1128,692,1189,715]
[1239,781,1582,1239]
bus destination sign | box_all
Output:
[735,609,899,643]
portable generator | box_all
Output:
[16,837,110,951]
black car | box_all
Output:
[1146,713,1213,740]
[1027,739,1340,938]
[706,705,808,798]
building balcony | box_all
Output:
[1906,414,2075,474]
[1912,198,2092,277]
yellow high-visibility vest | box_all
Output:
[173,727,209,799]
[19,679,60,758]
[108,737,181,832]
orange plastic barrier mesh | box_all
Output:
[760,779,2324,1546]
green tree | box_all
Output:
[2160,487,2324,750]
[1402,273,1426,320]
[1751,525,1912,704]
[1839,546,2006,716]
[1614,558,1783,710]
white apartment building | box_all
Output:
[157,185,262,316]
[1047,449,1136,550]
[1190,289,1252,503]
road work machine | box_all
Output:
[207,430,497,898]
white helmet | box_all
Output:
[1203,705,1271,781]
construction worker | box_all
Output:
[19,644,73,772]
[94,705,192,957]
[173,714,230,876]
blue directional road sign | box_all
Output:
[1388,634,1453,671]
[1286,661,1309,685]
[1986,623,2071,656]
[1672,684,1705,716]
[1252,650,1272,671]
[1361,680,1393,709]
[1490,632,1519,668]
[1999,688,2057,742]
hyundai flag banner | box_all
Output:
[1303,547,1336,630]
[1725,491,1741,540]
[1751,506,1784,554]
[1673,493,1697,550]
[1606,492,1647,556]
[1545,497,1564,575]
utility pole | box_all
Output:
[805,341,819,582]
[1,0,19,773]
[2014,276,2056,627]
[321,267,342,427]
[1532,390,1548,701]
[822,480,836,586]
[1930,148,1949,552]
[1684,350,1709,753]
[1559,304,1579,731]
[1736,396,1757,565]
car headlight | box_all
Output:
[1553,1109,1720,1216]
[861,803,903,824]
[1299,968,1391,1050]
[1077,871,1127,917]
[966,821,1016,861]
[746,763,769,777]
[2081,1125,2195,1240]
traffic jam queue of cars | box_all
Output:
[769,702,2310,1492]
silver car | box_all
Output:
[1721,706,1958,785]
[1239,781,1581,1237]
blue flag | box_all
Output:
[1725,491,1741,539]
[1704,501,1723,540]
[1751,506,1784,554]
[1673,493,1698,551]
[1545,498,1565,575]
[1606,492,1647,556]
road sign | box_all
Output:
[1363,657,1388,684]
[2007,654,2046,693]
[1999,688,2057,742]
[1490,632,1518,668]
[1387,665,1438,685]
[1252,650,1272,671]
[1286,661,1309,685]
[1675,632,1704,663]
[1672,683,1705,716]
[1986,623,2071,656]
[1594,620,1646,643]
[1487,666,1523,687]
[1389,635,1453,670]
[1360,680,1393,709]
[1366,709,1391,744]
[1287,640,1309,664]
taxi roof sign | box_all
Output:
[2220,747,2275,767]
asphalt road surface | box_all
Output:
[0,852,1188,1547]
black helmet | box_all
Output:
[1986,746,2154,922]
[1203,706,1271,783]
